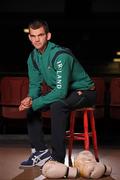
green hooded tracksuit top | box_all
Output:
[27,41,94,111]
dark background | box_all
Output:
[0,0,120,139]
[0,0,120,75]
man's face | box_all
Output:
[28,26,51,52]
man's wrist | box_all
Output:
[28,96,32,100]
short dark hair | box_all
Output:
[28,19,49,34]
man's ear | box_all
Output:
[28,34,32,42]
[47,32,51,41]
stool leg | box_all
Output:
[84,110,89,150]
[68,111,75,166]
[90,110,99,162]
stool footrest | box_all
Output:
[66,107,99,165]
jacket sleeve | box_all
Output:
[27,54,43,99]
[32,54,73,111]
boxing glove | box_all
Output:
[90,162,112,178]
[42,160,78,179]
[74,150,96,164]
[74,150,112,179]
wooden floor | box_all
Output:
[0,134,120,180]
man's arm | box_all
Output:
[32,54,73,111]
[27,54,43,99]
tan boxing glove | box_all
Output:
[74,150,96,164]
[42,160,78,179]
[74,150,112,179]
[90,162,112,178]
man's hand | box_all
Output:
[19,96,32,111]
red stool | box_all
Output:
[66,107,99,165]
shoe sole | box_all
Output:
[19,164,35,168]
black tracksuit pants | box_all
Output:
[27,89,96,163]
